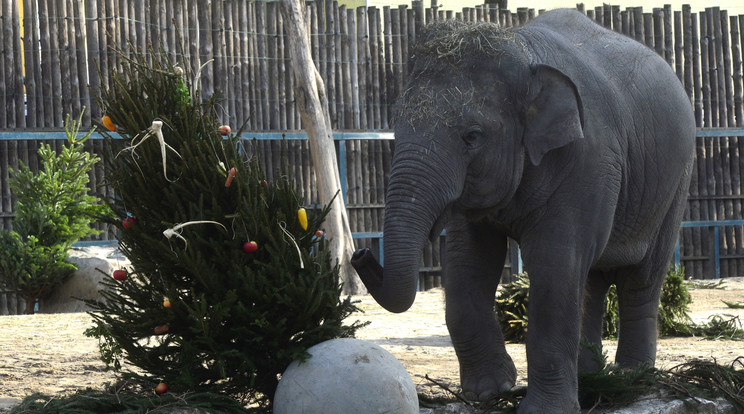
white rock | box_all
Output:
[597,395,735,414]
[274,338,419,414]
[39,244,126,313]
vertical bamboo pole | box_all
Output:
[1,0,11,127]
[187,1,199,79]
[693,13,703,126]
[247,1,259,130]
[721,11,735,126]
[683,6,693,102]
[21,0,36,127]
[706,9,719,127]
[323,0,336,127]
[64,0,82,120]
[701,12,712,127]
[277,5,289,130]
[356,7,369,130]
[733,16,743,126]
[633,7,644,42]
[85,0,101,122]
[644,12,653,49]
[135,0,145,54]
[621,9,630,36]
[674,11,683,80]
[225,1,237,127]
[400,5,409,85]
[369,7,382,129]
[49,0,64,126]
[104,0,117,78]
[331,3,342,129]
[237,0,250,129]
[267,2,280,130]
[663,5,673,66]
[340,6,353,129]
[212,0,226,112]
[198,0,213,99]
[383,6,393,128]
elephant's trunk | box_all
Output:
[351,148,457,313]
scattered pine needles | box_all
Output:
[9,381,253,414]
[421,354,744,413]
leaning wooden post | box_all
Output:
[279,0,365,295]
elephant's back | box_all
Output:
[519,9,695,149]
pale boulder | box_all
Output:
[39,244,123,313]
[274,338,419,414]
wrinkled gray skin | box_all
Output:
[351,9,695,413]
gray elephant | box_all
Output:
[351,9,695,413]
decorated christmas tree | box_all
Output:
[84,45,364,409]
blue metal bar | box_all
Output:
[0,130,70,140]
[5,127,744,141]
[0,130,397,141]
[696,127,744,137]
[681,219,744,227]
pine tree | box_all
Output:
[84,45,364,409]
[0,113,106,314]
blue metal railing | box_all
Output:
[674,220,744,279]
[7,127,744,280]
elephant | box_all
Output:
[351,9,695,413]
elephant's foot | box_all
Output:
[460,353,517,401]
[517,392,580,413]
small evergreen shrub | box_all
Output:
[0,113,106,314]
[496,266,696,343]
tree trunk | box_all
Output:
[279,0,365,295]
[23,297,35,315]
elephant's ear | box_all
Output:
[523,64,585,166]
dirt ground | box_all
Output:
[1,278,743,412]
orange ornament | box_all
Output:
[154,324,169,334]
[225,167,237,187]
[163,299,171,308]
[101,115,116,132]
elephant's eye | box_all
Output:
[461,127,482,148]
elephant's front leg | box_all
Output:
[518,241,588,413]
[443,216,516,401]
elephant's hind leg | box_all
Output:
[443,217,516,401]
[616,181,690,367]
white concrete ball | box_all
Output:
[273,338,419,414]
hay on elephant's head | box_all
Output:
[394,20,524,129]
[412,20,520,65]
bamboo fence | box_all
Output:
[0,0,742,311]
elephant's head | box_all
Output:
[352,20,584,313]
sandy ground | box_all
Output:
[0,278,743,412]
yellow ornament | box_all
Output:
[297,208,308,230]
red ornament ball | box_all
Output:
[122,216,137,229]
[155,382,168,395]
[113,269,127,280]
[243,241,258,253]
[218,125,231,136]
